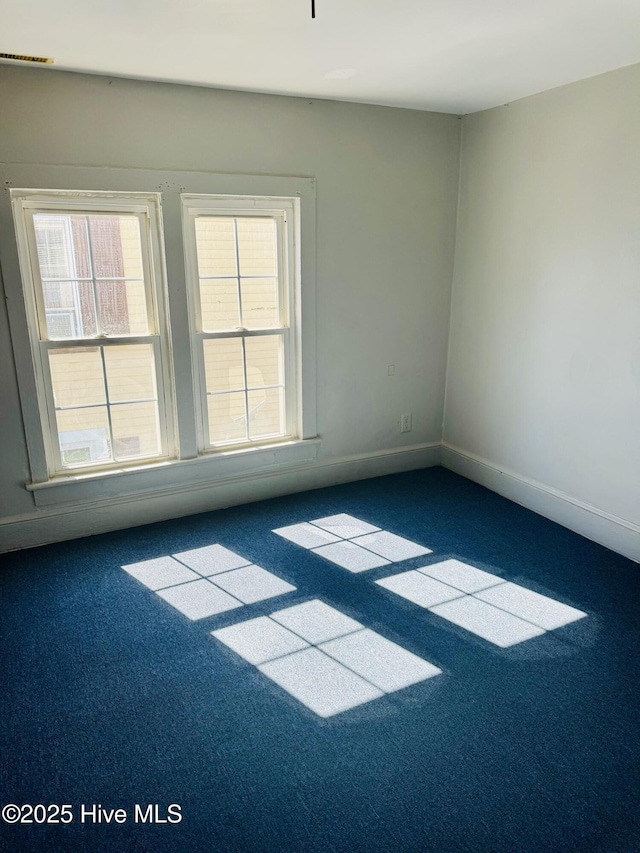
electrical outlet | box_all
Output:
[400,413,412,433]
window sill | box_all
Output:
[27,438,321,508]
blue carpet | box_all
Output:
[1,467,639,852]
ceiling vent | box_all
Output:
[0,53,54,64]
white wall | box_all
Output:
[0,65,460,550]
[444,63,640,561]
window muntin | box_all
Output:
[195,217,280,331]
[202,334,286,443]
[184,199,297,451]
[13,194,174,475]
[32,213,150,339]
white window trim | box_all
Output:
[0,164,317,505]
[182,194,300,453]
[10,189,178,480]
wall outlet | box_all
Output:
[400,412,412,433]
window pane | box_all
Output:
[240,277,278,328]
[33,213,149,339]
[34,213,144,280]
[195,218,237,277]
[200,278,240,331]
[207,392,247,444]
[97,280,148,336]
[56,406,111,466]
[81,214,149,334]
[248,387,285,439]
[121,279,150,335]
[88,215,141,279]
[203,338,244,393]
[245,335,283,388]
[104,344,157,402]
[49,347,105,408]
[111,401,160,459]
[236,218,277,276]
[34,214,87,279]
[42,280,97,339]
[116,215,145,279]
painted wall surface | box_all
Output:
[445,63,640,531]
[0,66,460,543]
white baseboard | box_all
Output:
[5,440,637,563]
[441,443,640,564]
[0,442,441,553]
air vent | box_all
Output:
[0,53,54,64]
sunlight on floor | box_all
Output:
[120,513,588,717]
[377,559,587,647]
[122,547,296,619]
[273,513,432,572]
[212,599,441,717]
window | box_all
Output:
[182,196,298,451]
[3,170,316,496]
[11,191,175,476]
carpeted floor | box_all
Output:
[1,466,638,852]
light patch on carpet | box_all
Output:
[474,583,587,630]
[271,599,363,643]
[156,578,243,620]
[311,541,391,572]
[212,599,442,717]
[209,565,296,605]
[310,513,380,539]
[320,629,441,693]
[418,559,504,594]
[376,571,464,608]
[272,523,340,549]
[173,544,252,576]
[351,531,432,561]
[123,548,296,619]
[212,616,309,665]
[260,647,384,718]
[273,513,432,571]
[122,556,200,590]
[430,596,545,647]
[377,566,586,647]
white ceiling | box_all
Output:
[2,0,640,114]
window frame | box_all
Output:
[10,189,177,479]
[0,164,317,505]
[182,194,299,453]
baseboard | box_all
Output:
[441,443,640,564]
[0,442,441,553]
